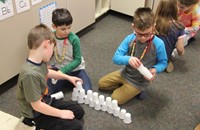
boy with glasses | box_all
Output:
[98,7,167,104]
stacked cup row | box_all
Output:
[71,83,132,124]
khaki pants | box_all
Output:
[195,124,200,130]
[98,70,141,104]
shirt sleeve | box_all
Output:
[152,37,168,73]
[60,34,82,74]
[22,74,41,102]
[112,34,135,65]
[192,4,200,27]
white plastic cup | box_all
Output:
[92,92,99,102]
[99,95,105,105]
[123,113,132,124]
[107,106,114,114]
[106,97,112,107]
[101,102,107,112]
[89,99,95,107]
[137,64,153,79]
[111,99,118,109]
[51,91,64,100]
[76,81,83,90]
[94,101,101,111]
[71,95,78,101]
[77,96,84,104]
[79,89,85,98]
[113,107,120,117]
[84,95,89,104]
[72,87,79,96]
[87,90,93,100]
[51,79,58,84]
[119,109,126,120]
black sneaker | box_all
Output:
[137,90,148,100]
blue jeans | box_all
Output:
[47,69,92,94]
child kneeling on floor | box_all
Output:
[98,7,167,104]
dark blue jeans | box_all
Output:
[47,69,92,94]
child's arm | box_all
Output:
[176,35,185,56]
[31,100,74,119]
[185,5,200,33]
[60,33,82,74]
[47,69,83,86]
[113,34,135,65]
[152,37,168,73]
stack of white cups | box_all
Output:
[71,81,132,124]
[71,81,85,103]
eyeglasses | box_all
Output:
[134,32,152,37]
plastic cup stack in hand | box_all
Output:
[137,64,153,79]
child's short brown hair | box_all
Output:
[28,24,56,49]
[133,7,155,31]
[178,0,199,7]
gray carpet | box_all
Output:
[0,12,200,130]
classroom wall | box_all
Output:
[0,0,67,85]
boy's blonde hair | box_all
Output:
[133,7,154,31]
[28,24,56,49]
[155,0,184,35]
[178,0,199,6]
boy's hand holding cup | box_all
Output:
[137,64,153,80]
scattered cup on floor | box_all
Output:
[51,91,64,100]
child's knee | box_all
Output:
[111,93,127,105]
[98,78,106,89]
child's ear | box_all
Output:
[132,23,135,30]
[43,40,50,49]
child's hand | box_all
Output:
[60,110,75,119]
[129,57,141,69]
[69,76,83,86]
[144,68,156,81]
